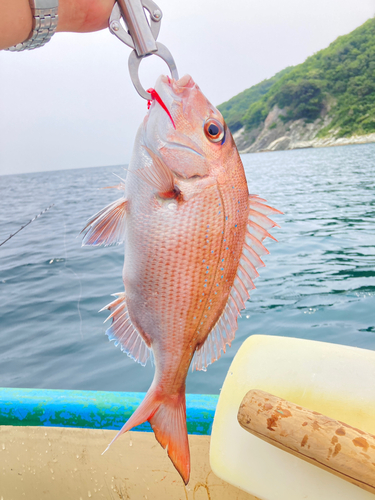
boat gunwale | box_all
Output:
[0,387,218,435]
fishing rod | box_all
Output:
[0,204,54,247]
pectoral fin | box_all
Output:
[81,197,127,246]
[137,146,178,199]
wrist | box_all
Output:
[0,0,33,50]
[56,0,114,33]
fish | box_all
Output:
[81,74,281,484]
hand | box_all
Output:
[57,0,115,33]
[0,0,115,50]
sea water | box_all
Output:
[0,143,374,394]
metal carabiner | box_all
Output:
[109,0,179,100]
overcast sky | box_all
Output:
[0,0,374,175]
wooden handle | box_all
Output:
[237,389,375,494]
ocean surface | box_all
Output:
[0,143,374,395]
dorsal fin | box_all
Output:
[245,232,269,256]
[248,196,283,216]
[192,196,282,371]
[81,197,127,246]
[101,293,153,366]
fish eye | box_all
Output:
[204,118,225,143]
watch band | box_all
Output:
[6,0,59,52]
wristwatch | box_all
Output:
[6,0,59,51]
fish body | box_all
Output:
[82,75,281,483]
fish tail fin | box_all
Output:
[149,390,190,484]
[103,385,190,484]
[102,388,160,454]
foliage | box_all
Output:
[219,18,375,137]
[273,80,324,121]
[217,67,293,132]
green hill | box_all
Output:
[219,17,375,141]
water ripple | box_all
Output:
[0,143,374,394]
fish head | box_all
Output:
[143,74,239,188]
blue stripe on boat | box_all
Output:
[0,388,218,435]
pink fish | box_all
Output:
[82,74,281,484]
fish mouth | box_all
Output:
[149,76,191,132]
[156,75,204,157]
[159,74,196,101]
[176,74,195,88]
[166,74,196,91]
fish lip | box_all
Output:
[162,74,195,92]
[164,141,204,158]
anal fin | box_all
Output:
[191,299,238,372]
[101,293,153,366]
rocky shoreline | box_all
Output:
[233,105,375,154]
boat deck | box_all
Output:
[0,388,257,499]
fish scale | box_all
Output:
[81,74,281,484]
[128,186,223,354]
